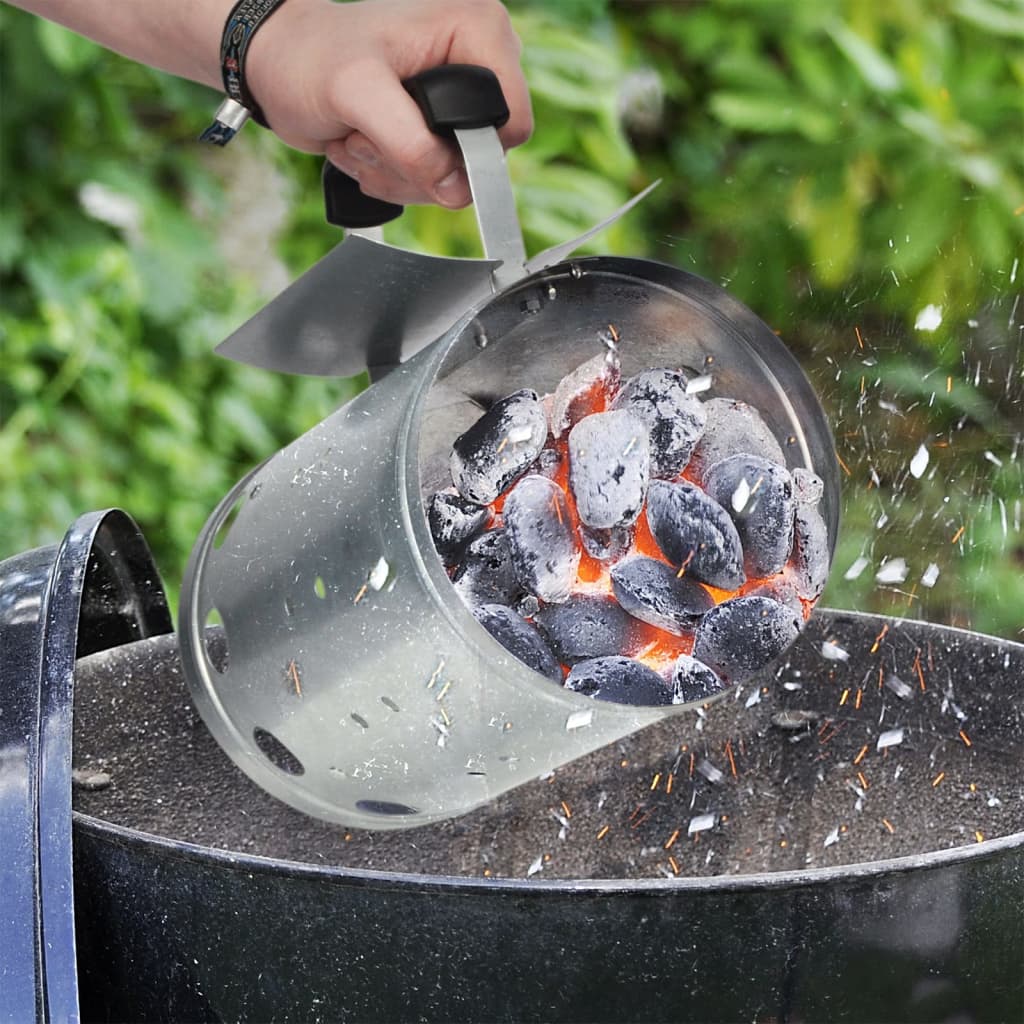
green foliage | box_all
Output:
[2,1,1021,638]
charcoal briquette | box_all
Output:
[610,555,713,636]
[703,453,796,576]
[427,490,491,564]
[792,467,824,506]
[568,410,650,528]
[791,503,831,600]
[670,654,727,704]
[565,656,674,706]
[611,368,707,477]
[473,604,562,681]
[452,529,521,608]
[644,479,746,590]
[503,475,580,603]
[549,353,620,438]
[689,398,786,481]
[531,447,563,479]
[745,577,805,618]
[450,389,548,505]
[534,594,643,664]
[693,596,801,683]
[579,524,634,563]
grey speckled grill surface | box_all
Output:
[72,610,1023,880]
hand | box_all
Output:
[246,0,532,209]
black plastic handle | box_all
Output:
[323,64,510,229]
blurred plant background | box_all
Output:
[2,0,1022,636]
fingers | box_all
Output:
[330,60,471,207]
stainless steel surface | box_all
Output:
[453,126,526,290]
[214,234,500,377]
[180,257,838,830]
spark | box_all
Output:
[882,818,895,834]
[946,375,953,393]
[959,730,972,748]
[975,831,985,843]
[436,679,452,702]
[668,855,680,875]
[561,800,572,819]
[675,548,697,578]
[622,436,638,457]
[857,771,870,790]
[932,771,946,788]
[552,491,564,525]
[855,325,864,349]
[496,436,509,454]
[650,772,662,791]
[287,659,302,697]
[950,525,965,544]
[725,738,737,777]
[836,452,853,477]
[426,659,446,688]
[840,688,850,706]
[353,583,368,604]
[855,688,863,710]
[664,829,680,850]
[913,651,927,691]
[596,825,610,840]
[870,623,889,654]
[853,744,869,766]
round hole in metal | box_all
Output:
[380,696,400,712]
[355,799,418,816]
[351,713,369,729]
[253,727,305,776]
[203,608,229,673]
[283,595,294,617]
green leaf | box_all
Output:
[826,21,903,94]
[709,91,835,142]
[34,19,100,73]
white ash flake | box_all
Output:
[731,477,752,513]
[565,709,594,731]
[914,304,943,332]
[921,563,940,588]
[507,424,534,444]
[685,374,713,395]
[821,640,851,662]
[877,727,905,750]
[984,450,1003,467]
[368,557,390,591]
[696,759,724,784]
[527,854,544,877]
[688,813,716,836]
[745,688,762,708]
[823,827,841,848]
[909,444,930,479]
[844,556,870,581]
[875,558,909,585]
[884,674,914,700]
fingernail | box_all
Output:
[434,169,467,207]
[350,143,379,168]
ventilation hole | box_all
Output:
[253,728,304,776]
[203,608,229,673]
[351,713,369,729]
[314,576,327,599]
[249,482,263,500]
[380,696,400,712]
[213,497,244,550]
[283,596,294,617]
[355,799,418,816]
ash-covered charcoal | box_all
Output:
[426,490,491,564]
[534,594,643,664]
[568,410,650,529]
[503,475,580,604]
[565,656,673,706]
[791,503,831,600]
[693,596,801,683]
[703,454,796,577]
[579,524,634,563]
[531,447,563,479]
[452,529,521,608]
[610,555,713,635]
[644,479,746,590]
[473,604,562,681]
[450,389,547,505]
[792,466,824,506]
[549,353,620,438]
[670,653,726,704]
[745,576,805,617]
[610,368,707,477]
[689,398,787,481]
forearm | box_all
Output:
[8,0,234,90]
